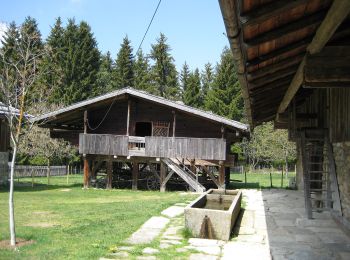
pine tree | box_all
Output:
[95,51,114,95]
[180,62,190,99]
[0,22,19,102]
[201,62,214,98]
[205,47,243,121]
[134,50,157,94]
[183,68,202,108]
[149,33,180,100]
[41,17,65,103]
[59,19,100,105]
[113,36,134,89]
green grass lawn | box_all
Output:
[0,175,197,260]
[228,171,296,189]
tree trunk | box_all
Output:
[9,145,17,246]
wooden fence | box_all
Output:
[12,165,67,178]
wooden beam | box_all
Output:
[160,162,166,192]
[203,166,220,188]
[249,66,298,89]
[132,160,138,191]
[247,54,303,81]
[84,110,88,134]
[106,157,113,189]
[250,76,293,95]
[83,158,90,189]
[218,160,225,189]
[172,111,176,137]
[239,0,309,26]
[246,39,308,68]
[126,100,131,136]
[303,82,350,88]
[305,46,350,83]
[244,10,326,47]
[278,0,350,114]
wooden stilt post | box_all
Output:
[132,160,138,190]
[83,110,90,189]
[160,162,166,192]
[219,160,225,189]
[83,158,90,189]
[106,157,113,189]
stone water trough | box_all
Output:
[184,189,242,241]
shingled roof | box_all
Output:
[33,87,249,132]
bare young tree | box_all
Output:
[0,24,47,246]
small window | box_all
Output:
[135,122,152,137]
[152,121,170,137]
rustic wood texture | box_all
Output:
[305,46,350,83]
[0,119,10,152]
[145,137,226,161]
[79,134,129,156]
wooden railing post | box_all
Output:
[160,162,166,192]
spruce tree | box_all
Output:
[180,62,190,99]
[113,36,134,89]
[41,17,65,103]
[60,19,100,105]
[95,51,114,95]
[205,47,243,121]
[201,62,214,98]
[0,22,19,102]
[183,68,202,108]
[134,50,157,94]
[149,33,180,100]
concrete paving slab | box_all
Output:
[161,206,185,218]
[222,241,271,260]
[189,253,218,260]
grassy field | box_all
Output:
[0,175,197,260]
[228,171,296,189]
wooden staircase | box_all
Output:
[162,158,206,193]
[300,129,342,219]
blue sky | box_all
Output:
[0,0,229,71]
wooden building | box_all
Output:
[35,88,249,192]
[0,102,11,184]
[219,0,350,226]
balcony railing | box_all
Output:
[79,134,226,160]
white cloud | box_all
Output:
[0,22,8,47]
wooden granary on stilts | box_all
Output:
[34,87,249,192]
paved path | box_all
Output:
[101,189,350,259]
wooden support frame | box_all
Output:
[172,110,176,137]
[203,166,220,188]
[106,157,113,189]
[218,160,225,189]
[83,158,91,189]
[160,162,167,192]
[277,0,350,115]
[132,160,138,190]
[126,99,131,136]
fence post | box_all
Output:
[244,168,247,187]
[47,159,51,186]
[281,166,284,188]
[31,170,34,188]
[66,164,69,185]
[270,171,273,188]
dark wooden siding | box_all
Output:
[0,119,10,152]
[329,88,350,142]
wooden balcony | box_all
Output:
[79,134,226,160]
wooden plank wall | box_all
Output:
[79,134,129,156]
[145,137,226,160]
[329,88,350,142]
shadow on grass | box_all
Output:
[228,182,260,189]
[0,182,83,193]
